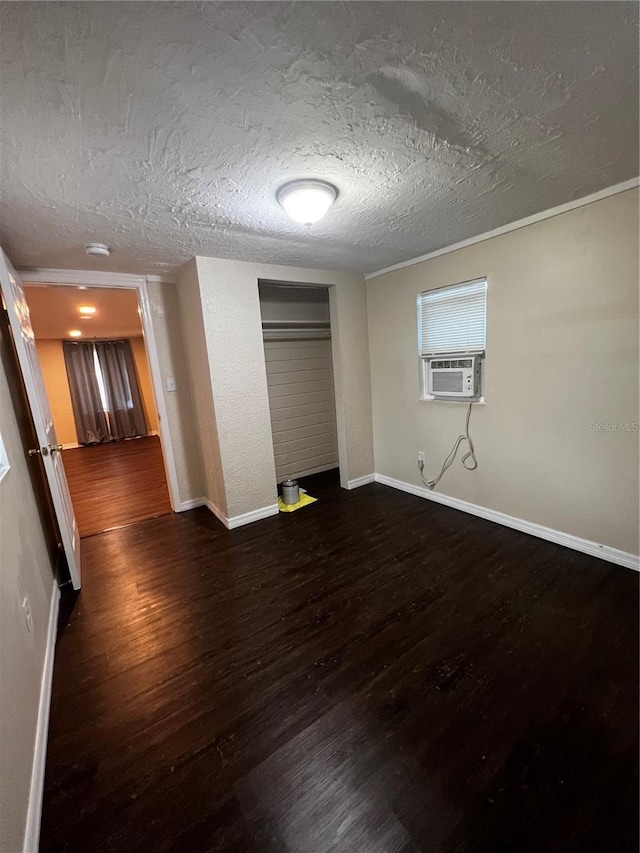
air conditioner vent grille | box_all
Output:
[431,358,472,369]
[432,372,463,393]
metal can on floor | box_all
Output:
[281,479,299,505]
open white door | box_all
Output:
[0,249,81,589]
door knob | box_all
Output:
[28,446,49,457]
[49,444,63,453]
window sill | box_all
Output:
[419,396,486,405]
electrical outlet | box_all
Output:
[418,451,425,464]
[165,377,177,392]
[21,596,33,633]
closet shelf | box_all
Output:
[261,320,330,327]
[261,320,331,341]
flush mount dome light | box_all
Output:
[85,243,110,257]
[277,180,338,225]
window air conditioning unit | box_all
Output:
[427,355,482,399]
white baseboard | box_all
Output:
[203,497,229,527]
[202,498,279,530]
[228,503,279,529]
[228,504,280,530]
[62,433,158,452]
[176,497,206,512]
[374,473,640,572]
[24,580,60,853]
[346,474,376,490]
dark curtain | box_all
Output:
[95,340,147,440]
[63,341,110,445]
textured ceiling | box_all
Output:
[1,2,638,276]
[24,285,142,339]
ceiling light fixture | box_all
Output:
[277,180,338,225]
[78,305,96,315]
[85,243,110,257]
[68,329,82,338]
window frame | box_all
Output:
[417,277,487,402]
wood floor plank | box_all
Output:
[62,435,172,537]
[40,470,639,852]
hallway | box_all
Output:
[40,471,638,852]
[62,435,172,537]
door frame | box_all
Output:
[17,268,182,511]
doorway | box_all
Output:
[23,284,172,537]
[259,283,339,484]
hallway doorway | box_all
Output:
[23,284,172,537]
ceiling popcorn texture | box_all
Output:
[0,2,638,275]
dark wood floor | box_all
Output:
[62,435,172,537]
[41,471,638,852]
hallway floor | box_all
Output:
[62,435,172,537]
[41,471,638,852]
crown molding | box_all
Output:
[365,177,640,281]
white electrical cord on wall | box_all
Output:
[418,402,477,490]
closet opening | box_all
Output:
[259,282,339,491]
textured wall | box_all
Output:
[146,278,205,507]
[191,257,374,519]
[174,262,225,512]
[194,257,277,518]
[367,189,639,555]
[0,332,55,852]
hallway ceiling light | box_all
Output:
[277,180,338,225]
[85,243,110,257]
[78,305,96,315]
[68,329,82,337]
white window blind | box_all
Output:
[419,278,487,356]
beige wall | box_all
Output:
[367,188,640,555]
[129,336,158,432]
[177,257,374,520]
[35,338,76,445]
[35,337,159,444]
[146,279,205,507]
[0,332,55,852]
[174,261,226,513]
